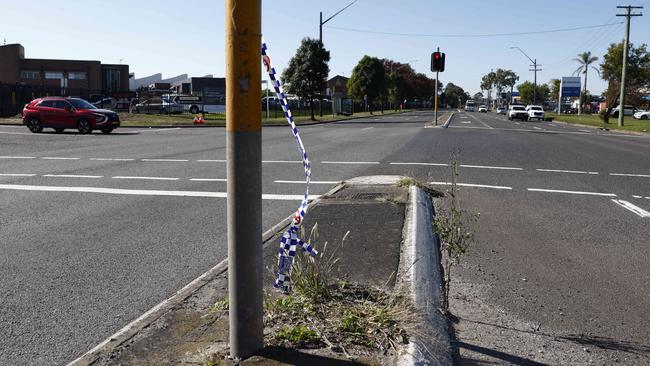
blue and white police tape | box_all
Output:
[262,39,318,293]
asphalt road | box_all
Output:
[0,110,649,365]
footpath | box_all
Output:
[68,176,452,366]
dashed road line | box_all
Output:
[0,173,37,177]
[262,160,302,164]
[42,174,103,179]
[141,159,189,162]
[610,173,650,178]
[89,158,135,161]
[362,127,374,130]
[390,162,448,167]
[112,176,180,181]
[532,126,542,130]
[189,178,227,182]
[197,159,227,163]
[632,195,642,199]
[611,199,650,218]
[321,161,380,165]
[430,182,512,190]
[536,169,599,175]
[527,188,616,197]
[0,156,36,159]
[41,157,80,160]
[460,164,523,171]
[274,180,339,184]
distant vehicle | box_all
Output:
[478,105,488,113]
[611,105,636,117]
[465,100,476,112]
[496,107,506,114]
[525,105,545,121]
[633,110,649,120]
[135,97,183,114]
[164,94,226,114]
[508,105,528,121]
[21,97,119,134]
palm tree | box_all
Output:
[574,51,600,114]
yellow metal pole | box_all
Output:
[226,0,263,359]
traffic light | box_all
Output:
[431,51,445,72]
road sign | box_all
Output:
[561,77,581,97]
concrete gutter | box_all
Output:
[398,185,452,366]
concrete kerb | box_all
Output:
[67,182,345,366]
[442,112,455,128]
[396,185,452,366]
[550,119,648,136]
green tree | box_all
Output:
[443,83,468,108]
[574,51,599,114]
[600,42,650,107]
[348,56,386,112]
[282,38,330,120]
[480,71,496,105]
[501,70,519,103]
[549,78,561,102]
[517,81,550,105]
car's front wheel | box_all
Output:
[641,115,648,120]
[189,105,199,114]
[77,119,93,134]
[27,118,43,133]
[101,127,113,134]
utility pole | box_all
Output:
[511,47,541,104]
[616,5,643,127]
[226,0,263,360]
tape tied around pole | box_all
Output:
[262,39,317,294]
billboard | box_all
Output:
[561,77,581,97]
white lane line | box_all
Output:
[467,113,494,129]
[0,173,37,177]
[536,169,599,175]
[197,159,226,163]
[390,162,448,167]
[460,164,523,171]
[527,188,617,197]
[0,156,36,159]
[189,178,227,182]
[42,174,103,179]
[89,158,135,161]
[112,176,179,181]
[40,157,81,160]
[362,127,374,130]
[0,184,313,201]
[461,121,471,124]
[610,173,650,178]
[155,128,182,133]
[321,161,380,165]
[262,160,302,164]
[532,126,542,130]
[141,159,189,162]
[611,199,650,218]
[430,182,512,190]
[275,180,339,184]
[632,195,642,198]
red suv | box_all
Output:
[22,97,120,134]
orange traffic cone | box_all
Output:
[193,115,200,124]
[198,115,205,124]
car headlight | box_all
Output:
[92,113,108,123]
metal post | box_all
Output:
[226,0,263,359]
[319,11,323,43]
[615,5,643,127]
[265,80,270,120]
[434,72,439,125]
[533,60,537,104]
[558,80,562,115]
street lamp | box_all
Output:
[510,46,542,104]
[320,0,357,44]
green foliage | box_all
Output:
[381,59,438,106]
[348,56,386,104]
[275,325,320,344]
[600,42,650,106]
[208,298,229,314]
[549,78,561,101]
[443,82,468,108]
[281,38,330,120]
[517,81,550,105]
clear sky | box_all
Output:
[1,0,649,95]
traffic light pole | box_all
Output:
[434,47,439,126]
[226,0,263,359]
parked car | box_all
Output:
[525,105,545,121]
[633,110,650,120]
[21,97,120,134]
[508,105,528,121]
[610,105,636,117]
[135,98,183,114]
[478,105,488,113]
[496,107,506,114]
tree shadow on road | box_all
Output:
[558,334,650,356]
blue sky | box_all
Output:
[1,0,648,95]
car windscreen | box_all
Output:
[530,107,543,111]
[512,106,525,111]
[68,99,97,110]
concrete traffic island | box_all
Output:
[69,176,451,366]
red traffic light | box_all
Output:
[434,53,440,60]
[431,51,445,72]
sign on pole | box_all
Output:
[560,77,581,97]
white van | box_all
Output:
[465,100,476,112]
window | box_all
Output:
[37,100,56,108]
[53,100,72,110]
[69,72,86,80]
[20,71,39,80]
[45,72,64,79]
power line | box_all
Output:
[325,22,624,38]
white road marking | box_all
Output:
[430,182,512,190]
[362,127,374,130]
[0,156,36,159]
[155,128,182,133]
[275,180,339,184]
[390,162,448,167]
[536,169,599,175]
[321,161,380,165]
[461,121,471,124]
[197,159,227,163]
[0,173,36,177]
[89,158,135,161]
[0,184,312,201]
[112,176,179,181]
[41,157,80,160]
[460,164,523,171]
[611,199,650,218]
[467,113,494,129]
[262,160,302,164]
[532,126,542,130]
[527,188,617,197]
[189,178,227,182]
[610,173,650,178]
[141,159,189,162]
[632,195,642,198]
[42,174,103,179]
